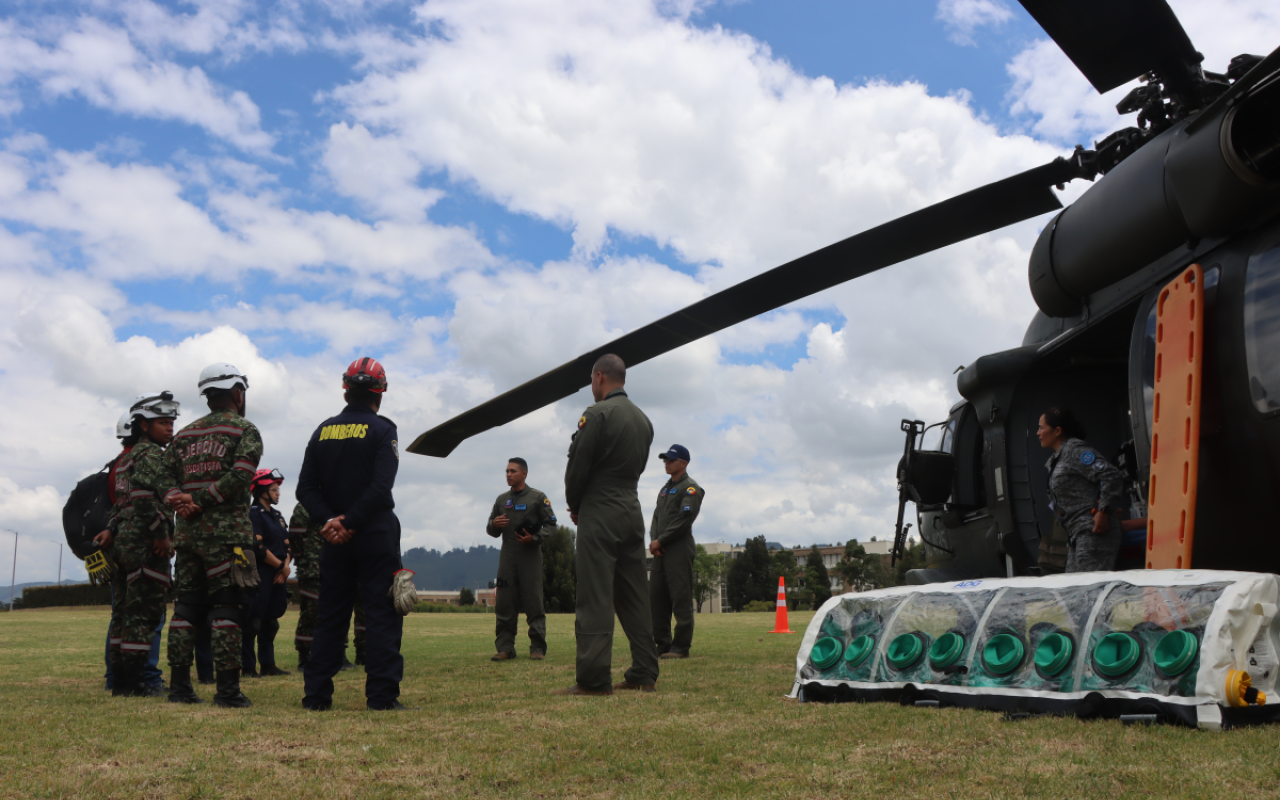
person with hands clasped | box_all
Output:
[486,457,557,662]
[111,392,182,697]
[161,363,262,708]
[648,444,704,660]
[296,357,414,712]
[244,469,291,677]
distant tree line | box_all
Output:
[724,535,926,611]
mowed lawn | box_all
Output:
[3,608,1280,798]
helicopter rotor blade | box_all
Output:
[408,155,1092,458]
[1017,0,1202,97]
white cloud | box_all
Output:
[0,18,275,153]
[936,0,1013,46]
[1007,0,1280,144]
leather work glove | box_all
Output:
[390,569,418,616]
[85,549,113,585]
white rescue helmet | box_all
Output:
[130,391,181,420]
[115,411,133,440]
[198,363,249,396]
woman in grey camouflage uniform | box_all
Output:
[1038,407,1127,573]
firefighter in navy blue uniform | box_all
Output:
[245,469,291,677]
[297,357,410,711]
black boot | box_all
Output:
[340,655,357,671]
[111,664,146,697]
[355,643,366,666]
[297,646,309,670]
[213,669,253,708]
[168,666,204,704]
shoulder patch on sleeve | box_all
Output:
[1092,458,1109,472]
[686,486,697,495]
[1079,450,1096,466]
[391,439,398,459]
[543,497,552,507]
[577,415,587,430]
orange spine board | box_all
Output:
[1147,264,1204,569]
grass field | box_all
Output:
[3,607,1280,799]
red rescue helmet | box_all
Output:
[251,468,284,493]
[343,357,387,393]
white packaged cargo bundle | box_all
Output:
[790,570,1280,729]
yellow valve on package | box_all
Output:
[1226,670,1267,708]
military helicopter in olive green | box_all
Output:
[409,0,1280,584]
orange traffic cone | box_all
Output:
[769,576,794,633]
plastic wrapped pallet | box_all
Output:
[790,570,1280,729]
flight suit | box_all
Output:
[1046,438,1126,573]
[649,473,704,657]
[565,389,658,691]
[163,410,263,672]
[486,485,557,656]
[117,440,176,671]
[289,503,323,662]
[297,403,403,710]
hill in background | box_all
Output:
[401,546,499,591]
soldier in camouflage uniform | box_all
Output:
[162,363,262,708]
[112,392,182,697]
[290,503,364,670]
[1038,408,1127,573]
[100,413,137,691]
[290,502,322,667]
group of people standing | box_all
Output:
[95,350,706,708]
[96,357,410,710]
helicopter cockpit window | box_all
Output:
[920,420,955,452]
[1244,245,1280,414]
[1142,267,1219,438]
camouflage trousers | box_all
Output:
[168,539,247,672]
[296,583,365,659]
[107,548,126,665]
[295,582,319,651]
[115,532,172,666]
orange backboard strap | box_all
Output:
[1147,264,1204,569]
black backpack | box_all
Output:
[62,459,116,560]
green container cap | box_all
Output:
[810,636,843,670]
[1034,632,1074,677]
[844,635,875,668]
[983,633,1025,675]
[887,632,925,670]
[1154,629,1199,676]
[929,631,966,669]
[1093,632,1142,677]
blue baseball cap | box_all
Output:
[658,444,690,462]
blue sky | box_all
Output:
[1,0,1276,583]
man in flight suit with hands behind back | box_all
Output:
[649,444,704,660]
[486,457,557,661]
[297,357,411,711]
[558,353,659,696]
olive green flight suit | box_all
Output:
[565,389,658,691]
[649,473,704,656]
[486,485,557,655]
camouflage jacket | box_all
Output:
[105,445,134,535]
[122,439,178,543]
[288,502,323,585]
[1046,438,1127,535]
[648,473,704,546]
[163,409,263,546]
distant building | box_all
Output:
[416,588,497,608]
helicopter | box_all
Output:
[408,0,1280,585]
